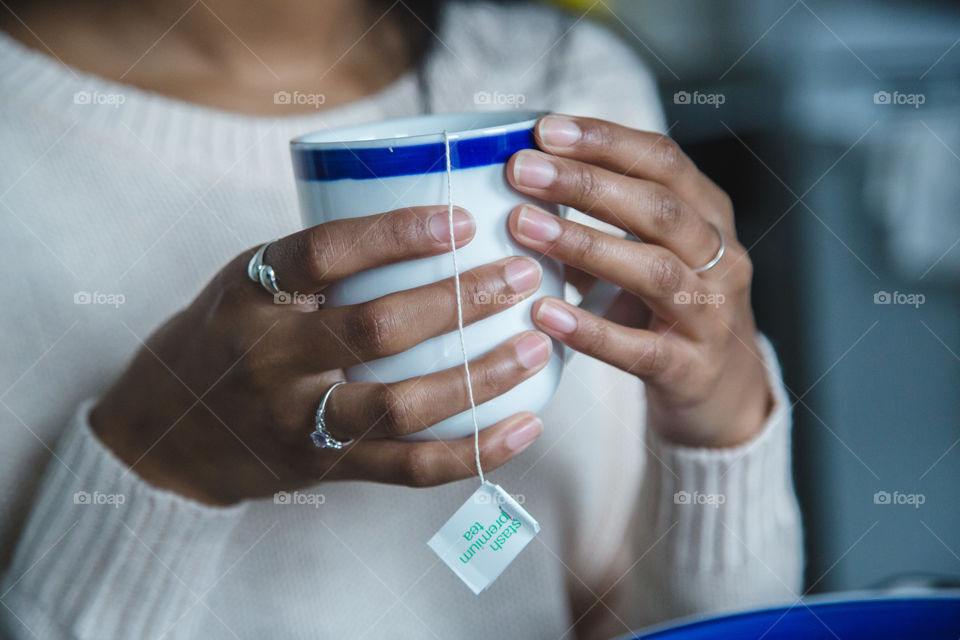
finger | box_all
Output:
[508,204,703,323]
[531,296,691,386]
[344,412,543,487]
[301,256,543,367]
[506,149,719,268]
[250,205,476,296]
[531,114,732,221]
[322,331,552,440]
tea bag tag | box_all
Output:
[428,481,540,595]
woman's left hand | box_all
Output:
[506,115,772,448]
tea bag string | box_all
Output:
[442,130,484,486]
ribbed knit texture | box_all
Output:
[2,401,247,639]
[0,3,802,638]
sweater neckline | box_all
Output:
[0,28,422,177]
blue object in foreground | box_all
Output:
[623,596,960,639]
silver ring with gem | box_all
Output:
[311,381,354,450]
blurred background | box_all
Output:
[581,0,960,594]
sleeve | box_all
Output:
[0,400,248,640]
[611,335,804,633]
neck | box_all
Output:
[122,0,394,70]
[1,0,418,114]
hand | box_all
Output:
[505,115,772,448]
[91,206,550,505]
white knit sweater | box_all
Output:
[0,3,803,639]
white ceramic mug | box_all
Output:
[291,111,616,441]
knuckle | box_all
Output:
[378,387,418,437]
[721,241,753,291]
[384,209,422,250]
[584,320,609,357]
[571,163,607,206]
[265,398,295,436]
[719,191,735,217]
[646,253,684,295]
[348,301,401,357]
[648,188,685,236]
[735,246,754,288]
[232,347,265,389]
[301,227,338,283]
[470,358,509,397]
[584,119,615,149]
[653,135,685,177]
[460,269,493,307]
[399,447,438,488]
[630,339,669,378]
[213,270,250,314]
[564,226,600,265]
[666,353,694,389]
[216,321,268,379]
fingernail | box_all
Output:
[505,416,543,452]
[515,332,551,369]
[538,115,581,148]
[513,150,556,189]
[428,208,474,243]
[536,299,577,334]
[503,257,542,292]
[516,206,561,242]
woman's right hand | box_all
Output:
[90,206,550,505]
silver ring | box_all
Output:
[247,241,281,294]
[310,381,354,450]
[694,223,725,274]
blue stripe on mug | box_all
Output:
[292,127,536,181]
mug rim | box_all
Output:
[290,110,548,150]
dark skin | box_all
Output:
[2,0,771,505]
